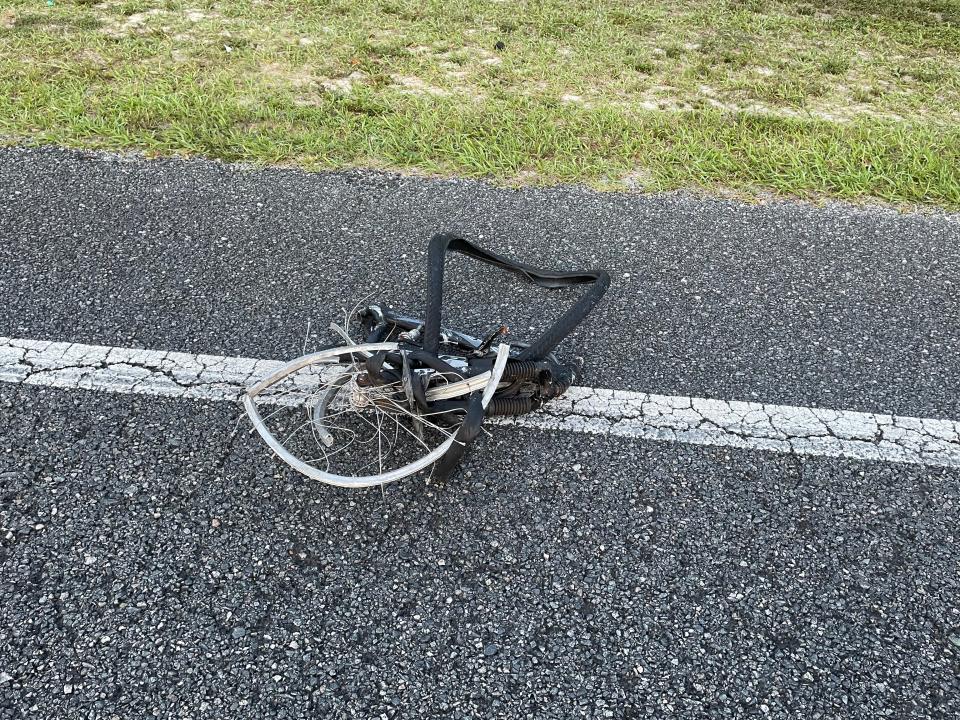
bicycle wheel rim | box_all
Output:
[244,342,510,488]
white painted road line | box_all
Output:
[2,336,959,468]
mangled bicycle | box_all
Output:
[244,233,610,487]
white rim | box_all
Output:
[244,343,511,488]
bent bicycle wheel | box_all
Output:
[243,342,510,488]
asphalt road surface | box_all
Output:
[1,147,958,718]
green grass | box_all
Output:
[1,0,959,207]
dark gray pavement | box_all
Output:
[0,146,958,417]
[2,384,958,719]
[1,147,959,719]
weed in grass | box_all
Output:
[118,2,150,18]
[727,0,767,12]
[664,44,684,60]
[821,54,851,76]
[388,2,425,21]
[607,7,656,33]
[630,58,657,75]
[909,62,944,84]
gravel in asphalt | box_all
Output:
[1,147,958,418]
[1,146,959,719]
[1,383,959,718]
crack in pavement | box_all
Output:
[497,390,960,469]
[2,336,959,468]
[0,337,282,401]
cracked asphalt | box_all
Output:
[1,147,958,417]
[0,337,281,399]
[1,147,959,718]
[4,337,960,469]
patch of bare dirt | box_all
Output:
[390,75,449,96]
[321,70,368,94]
[98,5,222,37]
[259,63,318,88]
